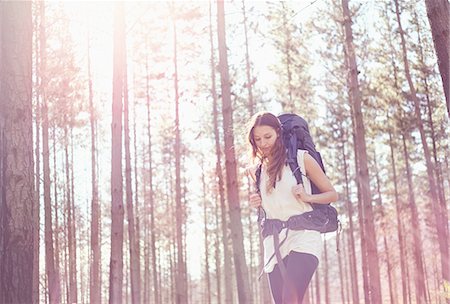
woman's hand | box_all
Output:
[249,193,262,208]
[292,184,311,203]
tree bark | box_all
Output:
[145,52,159,304]
[171,8,188,304]
[32,3,41,302]
[216,1,252,302]
[201,160,212,304]
[109,2,125,303]
[0,2,34,303]
[123,35,142,304]
[394,0,449,284]
[401,131,427,303]
[242,0,255,116]
[88,29,102,304]
[424,0,449,116]
[340,139,359,304]
[209,1,233,302]
[341,0,382,302]
[388,127,408,304]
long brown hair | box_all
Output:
[247,112,286,193]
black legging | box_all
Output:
[268,251,319,304]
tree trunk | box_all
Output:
[373,151,396,304]
[171,9,188,304]
[88,29,102,304]
[123,35,141,304]
[32,3,41,302]
[340,140,359,304]
[109,2,125,303]
[214,192,222,304]
[53,126,62,303]
[424,0,449,115]
[242,0,255,116]
[145,52,158,304]
[401,131,427,303]
[209,1,233,302]
[201,160,212,304]
[341,0,382,302]
[394,0,449,284]
[216,1,252,302]
[337,232,346,303]
[388,127,408,304]
[323,238,330,304]
[0,2,34,303]
[132,79,142,304]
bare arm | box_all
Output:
[297,153,338,204]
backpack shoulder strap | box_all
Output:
[255,163,262,194]
[288,154,303,185]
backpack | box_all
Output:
[255,113,339,233]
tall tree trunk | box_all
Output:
[32,3,41,302]
[388,127,408,304]
[208,1,233,302]
[401,131,427,303]
[242,0,255,116]
[171,9,188,304]
[201,160,212,304]
[132,78,142,304]
[340,140,359,304]
[109,2,125,303]
[323,239,330,304]
[281,2,293,109]
[88,29,102,304]
[39,3,61,302]
[0,2,34,302]
[70,129,78,304]
[394,0,449,284]
[64,125,77,304]
[373,151,396,304]
[145,52,158,304]
[214,192,222,304]
[424,0,449,115]
[337,233,346,303]
[53,126,62,303]
[341,0,382,302]
[216,1,252,302]
[123,34,141,304]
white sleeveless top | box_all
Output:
[260,150,322,273]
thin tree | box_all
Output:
[341,0,382,302]
[123,28,142,304]
[216,0,252,302]
[0,1,34,303]
[144,49,159,304]
[201,159,212,304]
[88,29,101,304]
[171,5,188,303]
[109,2,126,303]
[32,2,41,302]
[393,0,449,285]
[208,1,233,302]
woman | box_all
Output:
[247,112,338,303]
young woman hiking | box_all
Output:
[246,112,338,303]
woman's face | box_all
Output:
[253,125,278,156]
